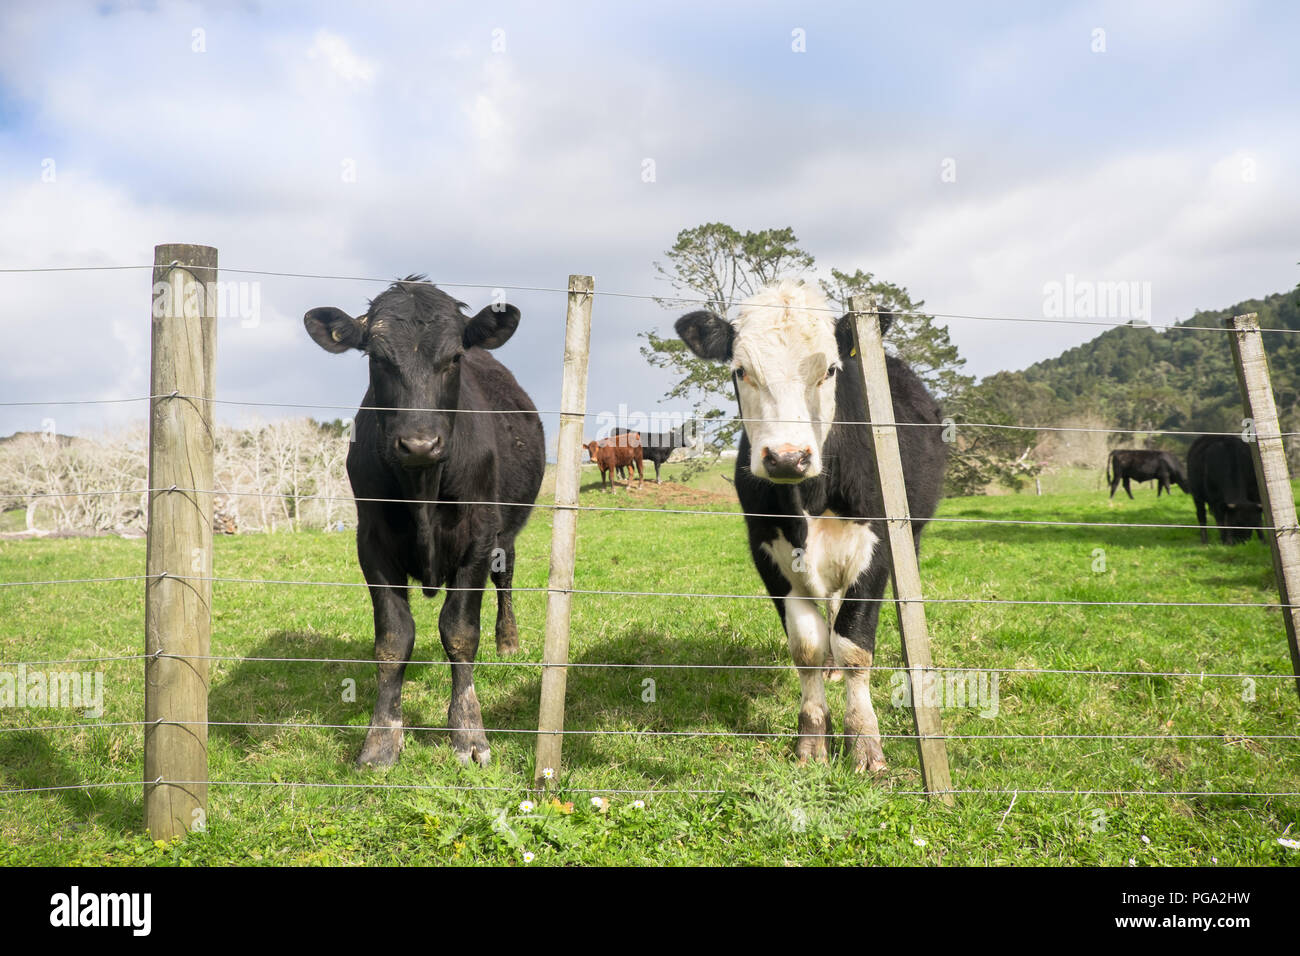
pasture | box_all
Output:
[1,464,1298,866]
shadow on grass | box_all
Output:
[0,730,138,832]
[208,629,376,757]
[487,625,792,775]
[208,623,801,779]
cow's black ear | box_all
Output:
[834,311,893,359]
[464,303,520,350]
[305,307,367,353]
[675,311,734,361]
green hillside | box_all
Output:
[981,286,1300,455]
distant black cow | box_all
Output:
[676,280,946,773]
[609,425,693,482]
[1187,434,1263,544]
[1107,449,1189,498]
[304,278,544,767]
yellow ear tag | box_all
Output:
[850,346,857,357]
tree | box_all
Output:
[819,267,973,402]
[639,224,816,468]
[943,371,1046,496]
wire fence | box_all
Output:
[3,391,1298,442]
[4,261,1300,335]
[2,262,1297,809]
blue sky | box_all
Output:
[2,0,1298,442]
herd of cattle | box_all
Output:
[303,276,1272,772]
[583,426,691,489]
[1107,440,1264,544]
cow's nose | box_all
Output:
[761,444,813,481]
[396,435,443,465]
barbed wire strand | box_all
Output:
[0,262,1293,335]
[4,392,1296,441]
[1,718,1296,742]
[1,778,1295,799]
[0,485,1286,534]
[0,650,1290,680]
[0,570,1291,608]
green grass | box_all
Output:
[1,473,1298,866]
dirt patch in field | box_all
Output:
[578,477,736,509]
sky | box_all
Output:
[1,0,1298,445]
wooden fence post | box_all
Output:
[1225,312,1300,701]
[534,275,594,788]
[848,295,955,805]
[144,243,217,838]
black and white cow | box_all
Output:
[676,281,946,772]
[1187,434,1263,545]
[304,278,544,767]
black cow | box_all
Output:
[1107,449,1189,498]
[676,281,946,773]
[304,278,544,767]
[1187,434,1263,545]
[609,425,693,482]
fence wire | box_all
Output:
[2,261,1297,336]
[3,391,1298,441]
[0,485,1287,534]
[2,718,1297,743]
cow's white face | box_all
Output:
[677,281,843,483]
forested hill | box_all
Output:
[984,286,1300,446]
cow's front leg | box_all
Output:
[785,595,833,764]
[358,581,415,768]
[833,567,889,773]
[441,561,491,765]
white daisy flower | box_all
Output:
[522,851,534,863]
[519,800,534,813]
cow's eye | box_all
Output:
[452,352,464,364]
[735,366,747,382]
[822,366,838,384]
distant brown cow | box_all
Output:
[585,432,644,491]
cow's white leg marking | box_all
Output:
[832,633,886,773]
[785,595,833,763]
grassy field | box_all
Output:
[1,463,1298,866]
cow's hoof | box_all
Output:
[851,736,887,775]
[795,708,834,764]
[450,724,492,767]
[356,726,404,768]
[495,628,520,657]
[855,756,888,775]
[452,742,491,767]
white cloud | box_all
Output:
[1,1,1298,441]
[307,30,376,85]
